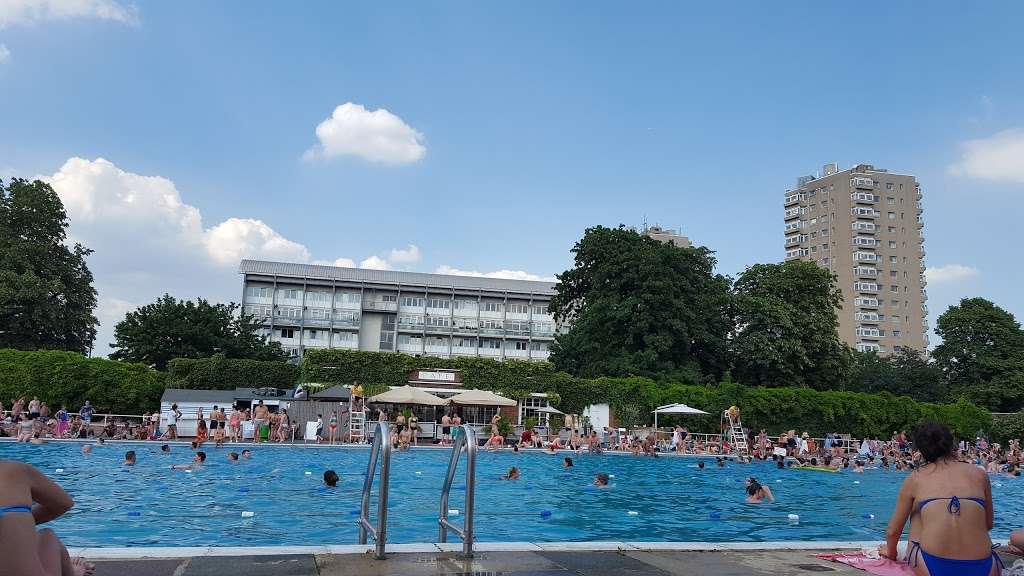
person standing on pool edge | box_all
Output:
[252,400,269,444]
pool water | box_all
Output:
[1,442,1020,547]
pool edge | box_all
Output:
[71,539,1010,559]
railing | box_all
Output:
[358,421,392,560]
[439,424,477,557]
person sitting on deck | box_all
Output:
[0,460,95,575]
[879,421,1002,576]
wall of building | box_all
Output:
[784,164,928,354]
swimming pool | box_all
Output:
[1,441,1020,547]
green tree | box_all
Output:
[548,226,732,380]
[847,348,945,402]
[110,294,286,369]
[932,298,1024,412]
[730,260,850,389]
[0,178,98,353]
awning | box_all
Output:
[369,385,448,406]
[651,403,709,429]
[447,389,517,407]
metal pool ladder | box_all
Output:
[438,423,477,557]
[358,420,391,559]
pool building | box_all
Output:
[239,259,561,361]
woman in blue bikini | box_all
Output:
[0,459,94,575]
[880,422,1001,576]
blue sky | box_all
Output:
[2,1,1023,356]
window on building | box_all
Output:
[888,226,897,233]
[482,302,502,313]
[479,339,501,349]
[279,328,295,339]
[887,197,896,205]
[507,303,529,314]
[893,330,902,338]
[401,296,425,308]
[891,285,899,292]
[531,305,549,316]
[246,286,271,298]
[890,271,898,278]
[427,298,450,309]
[307,330,318,340]
[888,241,897,248]
[381,294,397,302]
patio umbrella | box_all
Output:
[534,405,564,415]
[447,389,517,406]
[369,385,448,406]
[651,403,708,429]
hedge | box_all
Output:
[0,349,165,414]
[167,355,299,390]
[301,349,992,439]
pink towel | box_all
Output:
[814,553,916,576]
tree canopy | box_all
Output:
[549,226,731,381]
[730,260,850,389]
[109,294,286,369]
[846,348,945,403]
[932,297,1024,412]
[0,178,98,354]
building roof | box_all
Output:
[310,385,352,400]
[240,259,557,295]
[160,389,237,404]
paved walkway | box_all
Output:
[82,548,1022,576]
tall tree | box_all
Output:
[549,226,732,381]
[110,294,286,369]
[847,348,945,402]
[932,297,1024,412]
[730,260,850,389]
[0,178,98,353]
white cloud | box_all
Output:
[40,157,421,355]
[313,257,357,268]
[389,244,421,264]
[360,255,391,270]
[0,44,10,64]
[950,128,1024,183]
[435,265,555,282]
[96,297,134,328]
[0,0,136,27]
[925,264,980,285]
[204,218,310,265]
[304,102,426,164]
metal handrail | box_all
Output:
[439,423,477,557]
[358,421,391,559]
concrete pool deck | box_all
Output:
[73,542,1020,575]
[73,546,1024,576]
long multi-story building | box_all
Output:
[783,163,928,354]
[239,260,559,361]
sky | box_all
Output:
[2,1,1024,357]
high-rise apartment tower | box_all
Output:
[783,163,928,354]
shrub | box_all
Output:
[301,349,993,439]
[0,349,165,414]
[167,354,299,390]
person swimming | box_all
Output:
[80,445,92,456]
[241,449,252,459]
[123,451,136,466]
[171,451,206,471]
[323,470,339,487]
[698,461,705,470]
[160,444,170,453]
[502,467,520,480]
[745,477,774,503]
[227,452,239,461]
[594,472,609,487]
[564,457,573,468]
